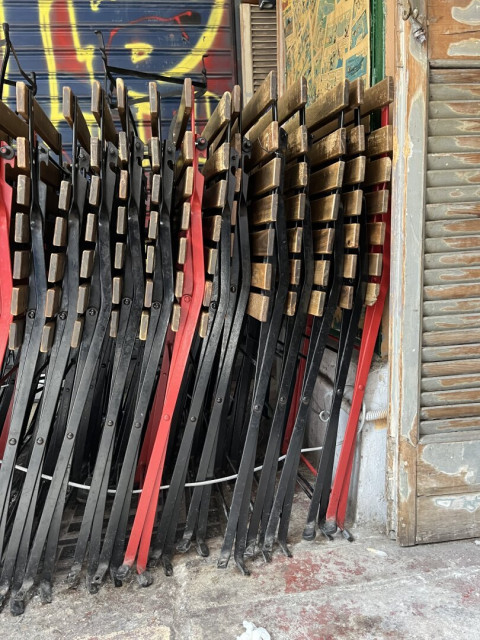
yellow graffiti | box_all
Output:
[9,1,226,138]
[168,0,224,77]
[91,0,116,11]
[125,42,153,65]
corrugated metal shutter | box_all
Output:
[0,0,236,144]
[250,6,277,91]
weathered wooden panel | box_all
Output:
[429,119,480,136]
[423,327,480,347]
[426,185,480,204]
[417,492,480,543]
[428,0,480,62]
[424,297,480,317]
[309,161,345,196]
[431,70,480,85]
[417,440,480,496]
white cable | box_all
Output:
[0,446,324,495]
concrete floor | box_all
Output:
[1,492,479,639]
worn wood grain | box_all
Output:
[284,161,308,192]
[366,190,389,215]
[346,125,365,156]
[305,82,349,132]
[250,193,278,225]
[313,228,334,254]
[203,178,226,210]
[367,125,393,157]
[364,157,392,187]
[417,440,480,496]
[286,124,308,163]
[249,121,279,167]
[308,289,326,316]
[344,156,366,186]
[242,71,277,134]
[423,312,480,333]
[423,327,480,347]
[250,228,275,256]
[309,161,345,196]
[422,372,480,392]
[203,91,231,144]
[309,129,346,168]
[247,292,270,322]
[251,262,272,290]
[343,190,363,216]
[311,193,340,222]
[285,193,305,221]
[249,157,282,196]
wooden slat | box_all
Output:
[426,218,480,238]
[205,247,217,274]
[203,179,227,210]
[249,157,282,196]
[428,153,480,171]
[364,157,392,187]
[339,285,354,310]
[285,125,308,163]
[305,82,349,132]
[368,253,383,277]
[313,228,334,254]
[420,418,480,436]
[285,193,305,222]
[309,129,346,167]
[290,259,302,285]
[424,251,480,270]
[422,372,480,392]
[13,250,30,280]
[424,235,480,254]
[424,297,480,317]
[309,161,345,196]
[203,143,230,181]
[0,99,29,139]
[314,260,330,286]
[344,223,360,249]
[203,215,222,243]
[11,285,28,315]
[249,121,280,167]
[365,282,381,306]
[367,125,393,158]
[247,292,270,322]
[430,70,480,84]
[48,253,65,283]
[417,440,480,496]
[173,79,193,149]
[250,228,275,256]
[251,263,272,290]
[311,193,340,222]
[424,266,480,285]
[202,91,231,143]
[77,284,90,314]
[368,221,386,245]
[423,312,480,332]
[343,254,358,279]
[426,202,480,221]
[430,101,480,119]
[360,77,395,116]
[14,212,29,243]
[116,206,127,235]
[284,291,297,316]
[427,168,480,188]
[250,194,278,225]
[278,77,308,125]
[308,289,326,316]
[177,166,194,201]
[17,82,62,154]
[423,327,480,347]
[424,282,480,301]
[91,80,117,144]
[145,246,155,274]
[343,190,363,217]
[8,319,24,350]
[288,227,302,253]
[428,135,480,154]
[148,81,158,136]
[40,322,55,353]
[89,175,101,207]
[421,402,480,421]
[45,287,61,317]
[16,174,30,207]
[366,190,389,215]
[421,387,480,408]
[346,125,365,156]
[284,162,308,192]
[242,71,277,134]
[423,343,480,364]
[344,156,366,186]
[63,86,90,151]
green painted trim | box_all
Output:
[371,0,385,85]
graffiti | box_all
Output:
[0,0,235,141]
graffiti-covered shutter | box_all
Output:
[0,0,236,144]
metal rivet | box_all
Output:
[230,286,236,293]
[88,308,96,316]
[164,414,170,421]
[217,397,223,403]
[134,422,141,429]
[107,420,114,426]
[254,405,261,412]
[59,311,67,320]
[37,437,44,445]
[123,298,131,306]
[302,396,309,404]
[66,432,74,439]
[28,310,35,319]
[9,438,16,445]
[184,295,191,303]
[190,416,196,422]
[153,302,160,309]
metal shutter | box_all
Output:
[250,6,277,91]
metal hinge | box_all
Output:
[401,0,427,44]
